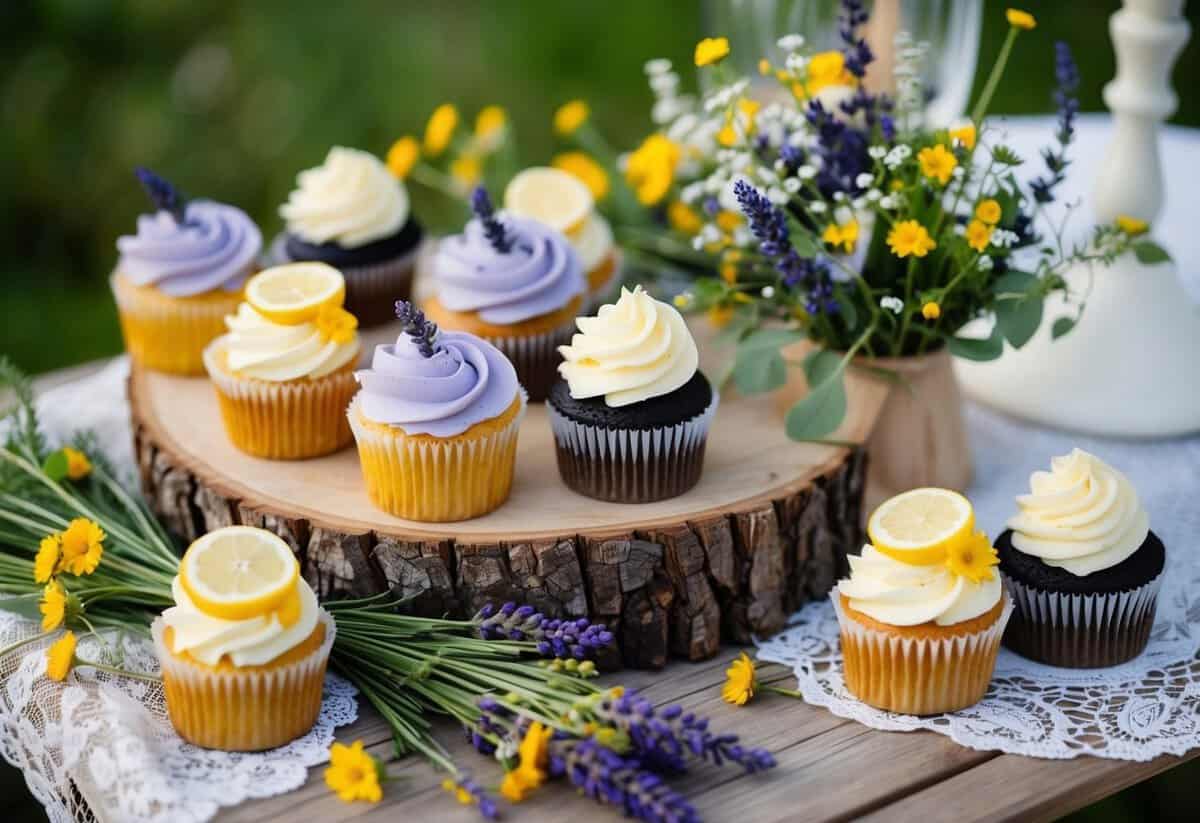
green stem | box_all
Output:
[0,629,52,659]
[78,659,161,683]
[971,27,1020,124]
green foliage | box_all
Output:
[990,145,1024,166]
[992,271,1044,348]
[948,327,1005,361]
[1051,316,1077,340]
[731,329,805,395]
[785,351,847,441]
[1133,241,1171,264]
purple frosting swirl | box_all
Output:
[432,216,585,324]
[355,330,521,438]
[116,201,262,297]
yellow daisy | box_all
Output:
[806,51,856,96]
[1006,8,1036,30]
[921,301,942,321]
[667,200,703,235]
[949,121,977,151]
[325,740,383,804]
[966,219,993,253]
[499,721,551,803]
[58,518,104,576]
[1116,214,1149,236]
[553,100,589,137]
[46,631,77,682]
[918,144,957,185]
[822,219,860,254]
[624,133,681,206]
[887,220,937,258]
[39,580,68,631]
[722,651,757,706]
[553,152,610,201]
[423,103,458,157]
[386,136,419,180]
[474,105,507,151]
[694,36,731,67]
[34,534,61,584]
[975,199,1002,226]
[63,448,92,480]
[945,532,1000,583]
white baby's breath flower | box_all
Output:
[680,182,705,205]
[652,97,686,124]
[644,58,672,76]
[954,223,967,236]
[785,53,809,73]
[797,165,817,180]
[833,205,853,225]
[809,201,828,214]
[878,194,899,210]
[832,191,847,203]
[880,296,904,314]
[866,188,881,201]
[761,285,777,298]
[704,172,727,194]
[766,187,789,205]
[650,72,680,97]
[777,33,806,51]
[809,153,824,170]
[893,144,912,159]
[732,152,753,172]
[691,235,707,251]
[868,145,888,160]
[852,196,868,210]
[855,173,875,188]
[495,739,519,762]
[756,166,779,185]
[773,159,787,173]
[951,166,965,180]
[783,177,802,193]
[978,254,994,271]
[733,226,753,247]
[786,130,807,147]
[700,224,722,244]
[666,113,699,143]
[994,229,1020,248]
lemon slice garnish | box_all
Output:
[179,526,300,621]
[504,167,593,236]
[867,487,975,566]
[245,263,346,325]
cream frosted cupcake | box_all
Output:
[270,146,423,327]
[348,301,525,522]
[153,526,334,751]
[203,263,360,460]
[113,168,261,375]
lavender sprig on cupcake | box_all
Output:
[395,300,441,358]
[134,167,189,225]
[470,186,513,253]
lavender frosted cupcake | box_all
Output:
[112,168,261,375]
[422,187,586,401]
[269,146,423,327]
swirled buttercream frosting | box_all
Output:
[355,329,521,438]
[558,285,698,407]
[838,545,1002,627]
[222,303,359,382]
[432,216,585,324]
[116,201,261,297]
[1006,449,1150,576]
[280,146,410,247]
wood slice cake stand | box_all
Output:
[128,328,882,668]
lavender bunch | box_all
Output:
[1031,42,1080,204]
[837,0,872,78]
[559,738,699,823]
[394,300,440,357]
[474,601,614,660]
[470,186,513,253]
[134,167,188,224]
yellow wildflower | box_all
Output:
[554,100,589,137]
[715,211,743,233]
[949,121,977,151]
[386,137,419,180]
[34,534,61,584]
[325,740,383,804]
[46,631,76,682]
[499,721,551,803]
[722,652,757,706]
[667,201,703,235]
[672,294,692,310]
[887,220,937,258]
[737,98,761,122]
[450,153,482,188]
[624,133,681,206]
[58,518,104,576]
[921,301,942,321]
[423,104,458,157]
[806,51,856,96]
[694,36,731,67]
[442,778,476,807]
[1006,8,1037,30]
[717,123,738,147]
[975,199,1002,225]
[63,448,92,480]
[965,219,993,253]
[720,250,741,284]
[553,152,610,201]
[758,58,771,76]
[474,105,507,151]
[821,219,860,254]
[945,532,1000,583]
[1116,214,1149,236]
[315,304,358,345]
[609,686,625,698]
[707,305,734,328]
[39,580,68,631]
[918,144,957,185]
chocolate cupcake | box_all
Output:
[270,146,423,327]
[547,285,717,503]
[997,449,1164,668]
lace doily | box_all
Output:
[1,358,359,822]
[758,403,1200,761]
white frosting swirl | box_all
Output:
[162,576,320,667]
[1007,449,1150,576]
[221,303,359,382]
[280,146,409,247]
[558,285,698,407]
[571,213,614,274]
[838,545,1002,627]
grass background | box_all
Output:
[1,1,1198,820]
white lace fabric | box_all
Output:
[1,357,359,823]
[758,403,1200,761]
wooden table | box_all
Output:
[30,363,1197,823]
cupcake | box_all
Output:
[152,526,334,751]
[835,488,1012,715]
[548,285,716,503]
[348,301,525,522]
[202,263,361,460]
[504,167,619,310]
[113,168,261,375]
[422,187,586,401]
[270,146,423,327]
[997,449,1164,668]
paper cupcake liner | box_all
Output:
[1000,572,1161,668]
[203,340,358,460]
[832,593,1013,716]
[348,391,526,522]
[547,392,717,503]
[268,233,419,327]
[111,272,244,376]
[152,612,335,752]
[484,318,577,402]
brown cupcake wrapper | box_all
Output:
[1000,572,1161,668]
[484,318,577,402]
[547,392,718,503]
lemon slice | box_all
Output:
[179,526,300,621]
[867,487,975,566]
[504,167,593,235]
[245,263,345,325]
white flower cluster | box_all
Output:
[880,296,904,314]
[991,229,1021,248]
[892,31,929,134]
[645,57,695,127]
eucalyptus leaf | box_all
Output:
[995,292,1044,349]
[1133,241,1171,265]
[785,364,847,440]
[947,327,1004,361]
[42,450,68,482]
[713,305,757,346]
[993,270,1038,295]
[732,328,806,395]
[1051,316,1076,340]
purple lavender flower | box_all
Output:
[838,0,873,78]
[561,738,700,823]
[446,772,498,820]
[1031,42,1080,204]
[394,300,441,357]
[470,186,513,253]
[134,167,188,224]
[474,602,614,660]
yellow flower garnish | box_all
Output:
[325,740,383,804]
[1006,8,1036,30]
[887,220,937,258]
[315,304,358,345]
[758,58,771,76]
[450,153,482,188]
[965,219,993,253]
[624,133,681,206]
[1116,214,1149,236]
[975,199,1002,225]
[667,200,703,235]
[423,103,458,157]
[806,50,856,96]
[918,144,957,185]
[46,630,76,682]
[553,152,610,201]
[921,301,942,321]
[474,105,507,144]
[945,531,1000,583]
[707,305,734,328]
[553,100,589,137]
[34,534,60,584]
[63,447,92,480]
[722,651,757,706]
[694,36,731,67]
[58,518,104,576]
[949,121,977,151]
[39,580,68,631]
[499,721,551,803]
[386,137,419,180]
[821,219,860,254]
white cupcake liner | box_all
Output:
[152,611,335,751]
[547,391,718,502]
[1001,571,1162,668]
[483,317,578,402]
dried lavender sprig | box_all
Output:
[134,167,188,225]
[471,186,513,253]
[474,601,614,660]
[444,771,499,820]
[394,300,441,357]
[560,738,700,823]
[1031,41,1080,205]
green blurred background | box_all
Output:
[1,0,1197,819]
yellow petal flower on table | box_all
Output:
[450,153,483,189]
[921,301,942,320]
[1116,214,1149,236]
[39,580,68,631]
[500,721,551,802]
[948,120,977,151]
[34,534,61,583]
[945,531,1000,583]
[325,740,383,804]
[58,518,104,576]
[474,105,507,151]
[722,651,757,706]
[667,200,703,235]
[386,137,419,180]
[46,630,76,682]
[806,50,856,96]
[966,219,993,253]
[1006,8,1037,30]
[694,36,731,67]
[975,198,1002,226]
[554,99,589,137]
[63,447,92,480]
[624,133,681,206]
[423,103,458,157]
[315,304,358,345]
[918,144,957,185]
[887,220,937,259]
[553,152,610,201]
